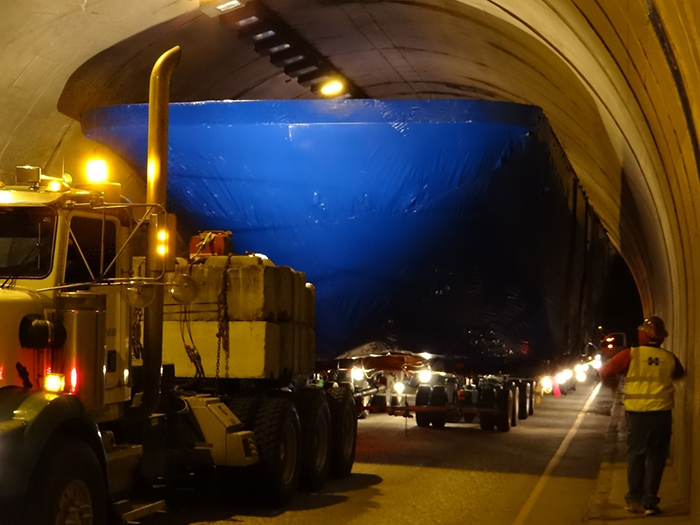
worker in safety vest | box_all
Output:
[599,316,685,516]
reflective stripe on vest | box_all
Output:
[624,346,676,412]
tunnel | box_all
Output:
[0,0,698,519]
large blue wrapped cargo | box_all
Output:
[83,99,610,369]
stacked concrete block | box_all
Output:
[154,254,317,380]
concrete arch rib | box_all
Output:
[444,0,677,320]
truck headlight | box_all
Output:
[418,369,432,383]
[540,376,554,394]
[393,382,405,394]
[351,367,365,382]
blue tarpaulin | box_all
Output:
[83,100,608,366]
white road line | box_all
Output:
[511,382,603,525]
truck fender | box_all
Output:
[0,387,108,498]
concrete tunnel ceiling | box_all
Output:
[1,0,700,503]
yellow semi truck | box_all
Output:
[0,47,356,524]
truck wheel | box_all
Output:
[228,394,261,429]
[479,388,497,431]
[23,438,106,525]
[518,381,530,420]
[496,388,513,432]
[253,397,302,506]
[510,385,519,427]
[528,381,535,416]
[296,389,332,492]
[430,385,447,429]
[327,385,357,478]
[415,385,432,428]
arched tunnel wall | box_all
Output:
[0,0,698,515]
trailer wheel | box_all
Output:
[296,389,332,492]
[496,388,513,432]
[253,396,302,506]
[430,385,448,429]
[510,385,519,427]
[415,385,432,428]
[518,381,530,420]
[327,385,357,478]
[23,438,106,525]
[479,388,497,431]
[528,380,535,416]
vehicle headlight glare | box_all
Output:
[351,367,365,382]
[418,369,432,383]
[540,376,553,393]
[590,359,602,370]
[555,373,567,385]
[394,382,405,394]
[576,371,587,383]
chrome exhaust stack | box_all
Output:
[127,46,180,420]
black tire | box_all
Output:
[528,380,535,416]
[23,438,106,525]
[296,389,332,492]
[415,385,432,428]
[479,388,497,431]
[228,394,261,429]
[510,385,519,427]
[430,385,447,429]
[496,388,513,432]
[518,381,530,420]
[252,396,302,506]
[327,385,357,478]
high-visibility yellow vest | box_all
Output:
[624,346,676,412]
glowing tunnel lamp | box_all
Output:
[319,80,344,97]
[70,368,78,393]
[86,159,108,183]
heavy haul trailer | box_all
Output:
[329,350,536,431]
[0,47,356,525]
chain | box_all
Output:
[131,307,144,360]
[215,255,232,393]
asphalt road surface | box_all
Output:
[142,380,613,525]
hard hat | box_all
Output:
[638,316,668,342]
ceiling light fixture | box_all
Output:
[200,0,245,17]
[318,79,345,97]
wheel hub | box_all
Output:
[56,479,93,525]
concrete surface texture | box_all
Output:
[0,0,699,516]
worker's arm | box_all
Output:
[673,355,686,379]
[599,348,631,387]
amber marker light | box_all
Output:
[86,159,108,183]
[319,79,344,97]
[47,180,63,192]
[44,373,66,393]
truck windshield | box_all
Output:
[0,206,57,279]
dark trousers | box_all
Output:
[625,410,672,508]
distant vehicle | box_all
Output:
[601,332,628,361]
